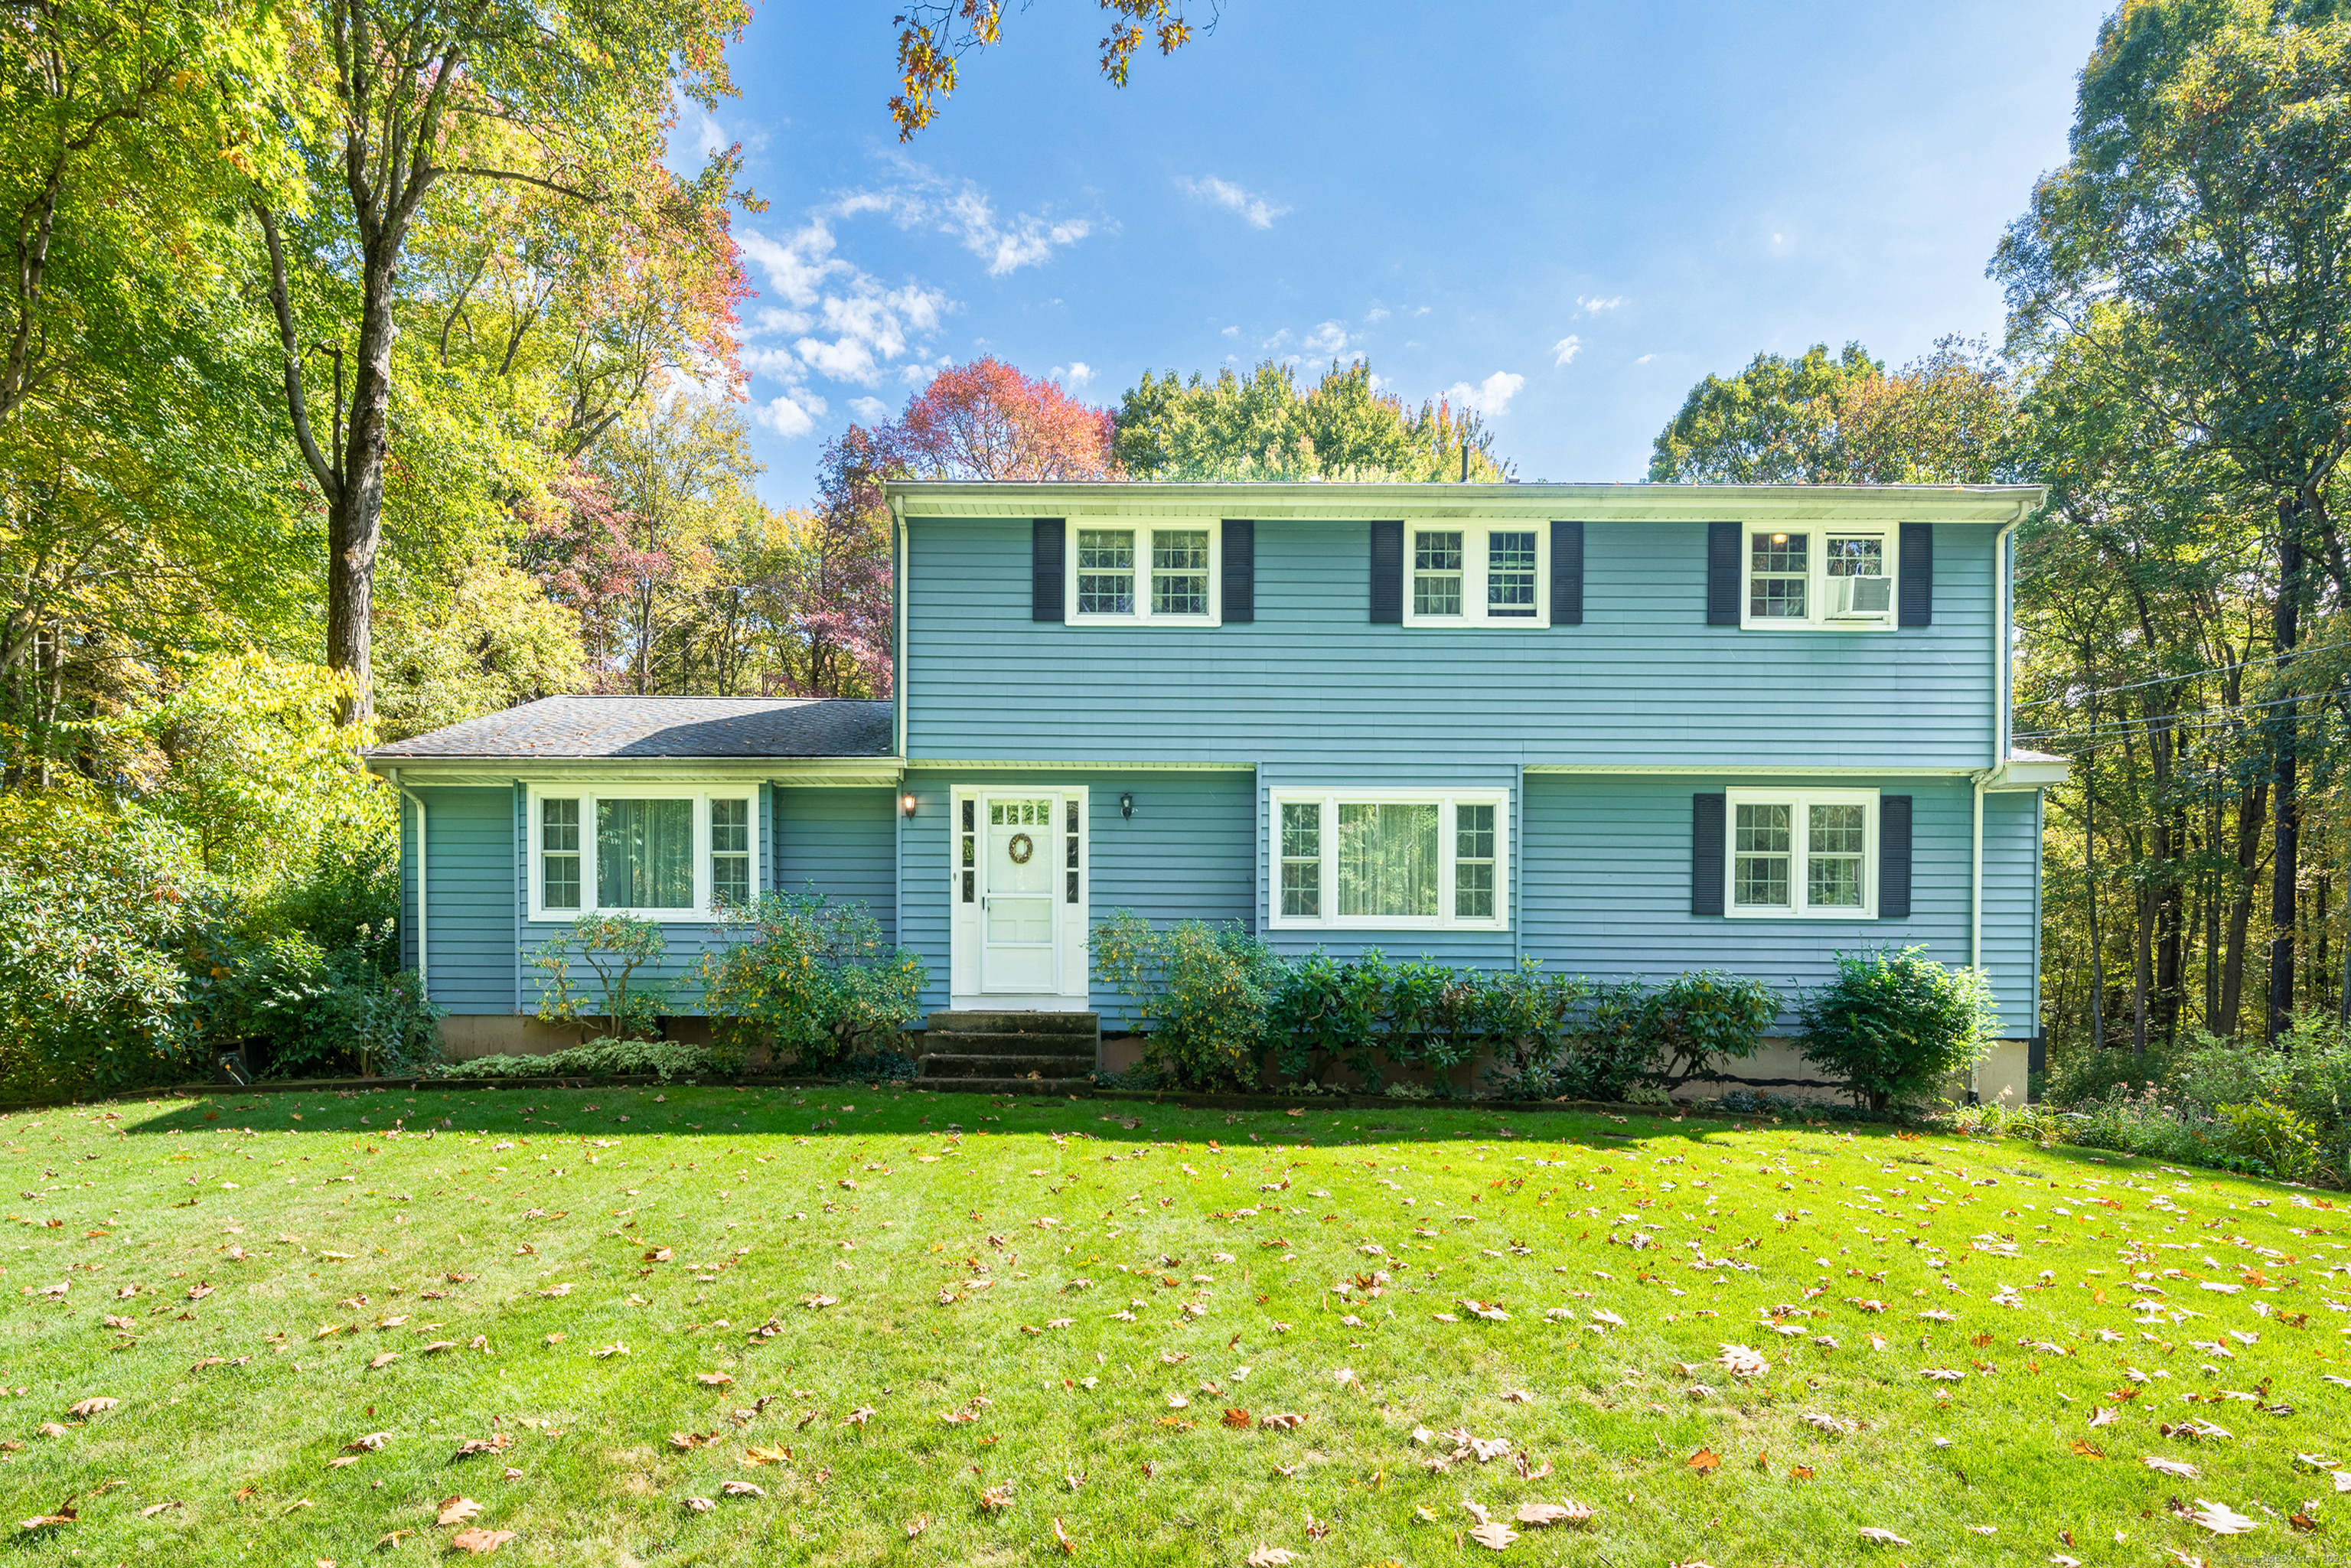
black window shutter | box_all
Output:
[1550,520,1583,626]
[1880,795,1913,918]
[1899,522,1933,628]
[1222,519,1254,623]
[1706,521,1741,626]
[1032,519,1064,623]
[1691,793,1727,916]
[1368,520,1403,624]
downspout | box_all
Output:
[1969,503,2027,1097]
[390,768,427,990]
[891,491,908,761]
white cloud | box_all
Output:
[1575,295,1625,315]
[754,390,827,438]
[1365,306,1390,323]
[1443,370,1525,416]
[739,223,846,311]
[1299,321,1353,359]
[1635,354,1656,365]
[849,396,890,422]
[1050,361,1095,387]
[827,165,1095,277]
[1221,324,1241,338]
[1551,335,1582,368]
[1178,175,1289,230]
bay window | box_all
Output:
[529,787,755,920]
[1725,787,1878,918]
[1270,787,1509,930]
[1742,526,1896,629]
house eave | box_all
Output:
[367,757,906,787]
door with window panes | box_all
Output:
[951,788,1090,1003]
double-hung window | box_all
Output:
[1269,787,1509,930]
[1404,524,1547,626]
[1724,787,1878,918]
[1068,520,1221,624]
[1742,526,1896,630]
[529,787,755,921]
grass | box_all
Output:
[2,1083,2344,1566]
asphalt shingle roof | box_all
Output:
[367,696,894,760]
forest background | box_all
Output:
[5,0,2349,1095]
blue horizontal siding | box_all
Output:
[774,786,899,940]
[905,517,1997,769]
[416,787,515,1016]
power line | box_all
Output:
[2014,634,2351,709]
[2014,686,2351,745]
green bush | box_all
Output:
[452,1038,726,1082]
[1094,911,1281,1090]
[194,930,440,1079]
[530,914,672,1042]
[1537,971,1777,1103]
[2215,1100,2327,1182]
[0,809,203,1095]
[697,893,926,1073]
[1798,946,1997,1112]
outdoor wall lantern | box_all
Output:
[900,792,918,819]
[1119,791,1135,819]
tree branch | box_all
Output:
[440,164,604,202]
[251,201,341,502]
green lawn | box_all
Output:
[1,1084,2343,1565]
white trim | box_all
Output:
[1400,522,1550,628]
[1723,785,1880,919]
[1737,523,1899,632]
[524,784,757,924]
[1266,785,1511,932]
[1065,518,1222,626]
[908,758,1253,772]
[390,768,426,986]
[1524,763,1969,777]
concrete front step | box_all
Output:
[926,1009,1098,1037]
[921,1051,1093,1080]
[918,1077,1093,1097]
[923,1032,1097,1061]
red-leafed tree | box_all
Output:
[883,356,1119,481]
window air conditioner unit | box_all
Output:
[1828,573,1892,619]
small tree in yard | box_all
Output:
[1799,946,1997,1112]
[698,893,925,1073]
[532,914,670,1042]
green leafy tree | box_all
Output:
[1994,0,2351,1039]
[1116,359,1510,482]
[1798,946,1997,1112]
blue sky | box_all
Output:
[697,2,2111,509]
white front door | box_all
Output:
[980,794,1058,992]
[949,786,1090,1009]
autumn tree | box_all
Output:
[251,0,753,723]
[889,1,1218,138]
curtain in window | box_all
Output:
[598,798,693,908]
[1338,802,1438,918]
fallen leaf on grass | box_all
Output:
[1687,1447,1722,1473]
[742,1445,789,1465]
[979,1484,1015,1514]
[682,1498,715,1514]
[328,1456,360,1470]
[1515,1501,1593,1526]
[66,1397,116,1417]
[344,1433,390,1452]
[1468,1521,1519,1550]
[437,1497,483,1527]
[592,1344,628,1358]
[696,1373,735,1387]
[18,1502,75,1531]
[2186,1500,2258,1536]
[2146,1456,2200,1479]
[419,1341,458,1354]
[138,1503,182,1518]
[367,1352,399,1370]
[1222,1408,1252,1428]
[1860,1527,1911,1546]
[448,1527,515,1553]
[719,1481,764,1498]
[1245,1549,1297,1567]
[1259,1413,1306,1430]
[2087,1407,2118,1428]
[1052,1517,1078,1555]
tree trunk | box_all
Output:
[2268,512,2302,1044]
[2221,776,2269,1038]
[2086,744,2105,1051]
[324,240,401,725]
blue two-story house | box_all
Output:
[365,481,2063,1097]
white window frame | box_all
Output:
[1065,518,1222,626]
[1267,786,1511,931]
[1402,523,1550,628]
[526,785,757,923]
[1723,786,1880,919]
[1738,525,1899,631]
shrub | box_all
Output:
[1093,911,1281,1090]
[1799,946,1997,1112]
[531,914,672,1042]
[193,930,440,1079]
[0,807,204,1096]
[1263,948,1392,1090]
[2215,1100,2327,1182]
[697,893,926,1074]
[1544,971,1776,1102]
[452,1038,726,1081]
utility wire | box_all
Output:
[2014,686,2351,745]
[2014,634,2351,709]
